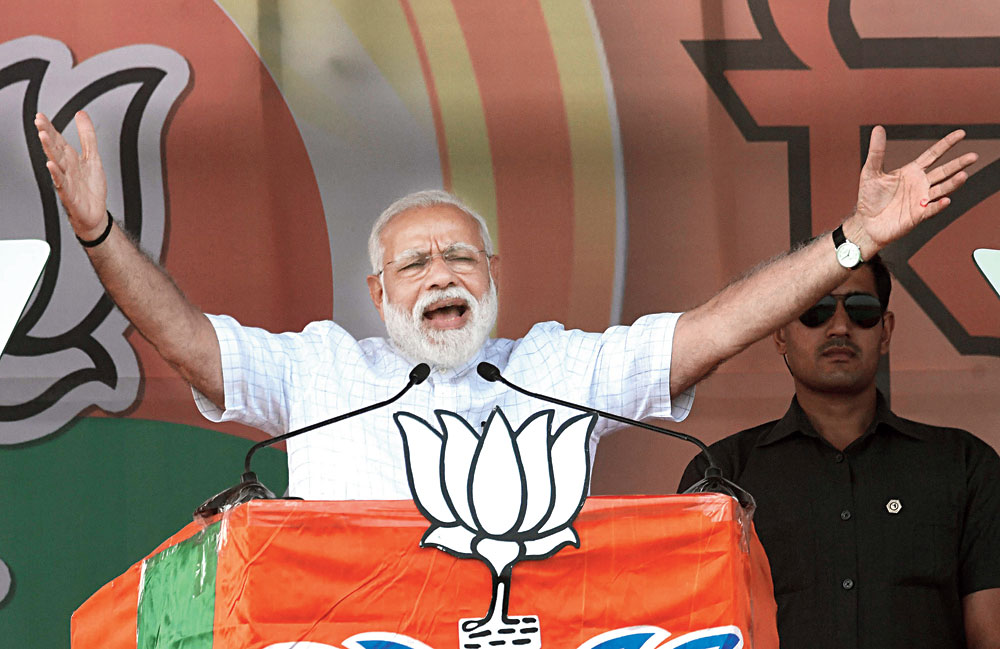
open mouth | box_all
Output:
[422,298,470,329]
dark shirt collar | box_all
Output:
[756,390,929,448]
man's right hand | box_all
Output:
[35,111,109,241]
[33,110,225,409]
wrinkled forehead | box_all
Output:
[380,205,484,258]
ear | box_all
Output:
[879,310,895,355]
[773,326,788,355]
[366,274,386,321]
[487,254,501,288]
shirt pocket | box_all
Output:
[887,502,959,587]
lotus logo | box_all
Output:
[0,36,188,444]
[260,625,744,649]
[395,407,597,648]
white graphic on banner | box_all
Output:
[0,559,10,606]
[261,625,744,649]
[0,36,188,444]
[396,407,595,648]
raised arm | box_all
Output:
[35,111,224,408]
[670,126,978,398]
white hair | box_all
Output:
[367,189,494,274]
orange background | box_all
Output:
[3,3,999,647]
[3,0,998,491]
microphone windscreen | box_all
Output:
[477,362,501,382]
[409,363,431,384]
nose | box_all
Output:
[423,252,459,289]
[825,300,852,336]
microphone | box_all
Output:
[193,362,432,520]
[476,362,753,508]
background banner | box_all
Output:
[1,1,997,646]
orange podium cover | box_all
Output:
[71,495,777,649]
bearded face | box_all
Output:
[382,279,498,370]
[367,203,500,369]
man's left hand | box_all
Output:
[848,126,978,258]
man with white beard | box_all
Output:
[35,111,978,500]
[375,194,500,371]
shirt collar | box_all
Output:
[755,390,928,447]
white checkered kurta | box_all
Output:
[194,313,694,500]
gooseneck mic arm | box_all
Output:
[193,363,432,519]
[476,362,720,471]
[476,362,753,508]
[243,362,432,474]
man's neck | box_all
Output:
[793,384,878,451]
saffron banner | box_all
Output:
[72,495,777,649]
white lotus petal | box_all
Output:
[523,527,579,559]
[474,537,522,576]
[438,411,480,528]
[539,413,596,534]
[514,411,554,531]
[471,410,524,535]
[422,524,476,556]
[394,413,455,524]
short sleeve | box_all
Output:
[959,436,1000,595]
[191,314,354,436]
[587,312,694,423]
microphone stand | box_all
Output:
[193,363,431,520]
[476,362,754,510]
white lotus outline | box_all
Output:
[0,35,189,444]
[395,406,597,629]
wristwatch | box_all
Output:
[832,225,863,269]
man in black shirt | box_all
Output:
[679,256,1000,649]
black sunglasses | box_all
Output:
[799,294,883,328]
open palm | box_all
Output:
[35,111,109,240]
[854,126,977,254]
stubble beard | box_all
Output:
[383,281,498,370]
[788,337,877,396]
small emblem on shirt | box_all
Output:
[886,499,902,514]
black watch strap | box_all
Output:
[832,224,847,248]
[832,224,863,269]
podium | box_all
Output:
[71,495,778,649]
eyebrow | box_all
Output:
[393,242,480,258]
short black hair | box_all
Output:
[793,234,892,310]
[866,253,892,310]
